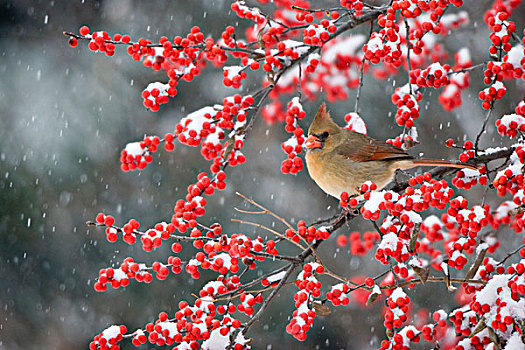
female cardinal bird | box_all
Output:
[305,103,479,198]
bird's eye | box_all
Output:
[321,131,329,139]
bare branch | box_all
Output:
[465,246,488,280]
[238,263,297,338]
[497,244,525,265]
[475,107,494,156]
[231,218,307,250]
[355,21,374,114]
[236,192,295,231]
[233,208,267,215]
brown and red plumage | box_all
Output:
[304,103,479,198]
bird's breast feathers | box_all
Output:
[305,151,398,198]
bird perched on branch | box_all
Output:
[305,103,480,198]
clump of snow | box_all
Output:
[322,35,365,62]
[125,142,145,157]
[504,332,525,350]
[506,44,524,68]
[362,191,400,213]
[344,112,367,134]
[267,271,287,283]
[440,11,469,27]
[101,325,123,340]
[378,232,401,251]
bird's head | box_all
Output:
[305,103,342,152]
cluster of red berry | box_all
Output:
[281,98,306,174]
[286,262,324,341]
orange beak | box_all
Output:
[305,135,322,149]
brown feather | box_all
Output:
[412,159,480,170]
[314,102,328,120]
[337,129,412,162]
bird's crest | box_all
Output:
[313,103,331,122]
[309,103,340,135]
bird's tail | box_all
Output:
[411,158,480,171]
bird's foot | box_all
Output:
[338,203,360,225]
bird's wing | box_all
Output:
[337,130,413,162]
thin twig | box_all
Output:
[213,284,288,302]
[309,212,340,226]
[448,62,486,75]
[239,263,297,336]
[355,20,374,114]
[290,5,347,12]
[218,264,291,299]
[481,185,490,207]
[231,218,307,250]
[381,276,487,290]
[371,220,384,237]
[244,84,275,135]
[236,192,295,231]
[497,244,525,265]
[233,208,266,215]
[389,258,399,286]
[250,251,302,263]
[297,64,303,102]
[465,246,488,280]
[475,107,494,156]
[403,17,413,96]
[348,269,390,292]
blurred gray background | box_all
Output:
[1,0,525,349]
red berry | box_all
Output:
[79,26,90,35]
